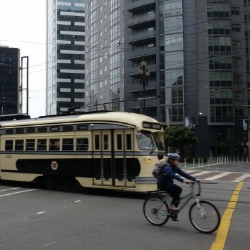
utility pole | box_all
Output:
[20,56,29,114]
[138,59,150,115]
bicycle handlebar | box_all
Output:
[190,181,201,196]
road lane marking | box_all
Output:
[192,171,210,177]
[210,182,243,250]
[204,172,231,180]
[184,170,197,174]
[0,189,37,198]
[232,173,250,182]
[0,187,20,192]
[36,211,45,215]
[74,200,81,203]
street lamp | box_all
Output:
[138,58,150,115]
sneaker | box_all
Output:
[169,204,179,211]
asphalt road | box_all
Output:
[0,180,249,250]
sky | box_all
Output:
[0,0,46,118]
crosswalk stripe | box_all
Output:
[232,173,250,182]
[204,172,231,180]
[184,170,197,174]
[192,171,211,177]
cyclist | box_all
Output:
[158,153,199,213]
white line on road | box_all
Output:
[204,172,231,180]
[232,173,250,182]
[74,200,81,203]
[36,211,45,215]
[192,171,211,177]
[184,170,198,174]
[0,189,37,198]
[0,187,20,192]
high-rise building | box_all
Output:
[85,0,124,111]
[46,0,86,115]
[85,0,249,158]
[0,46,20,115]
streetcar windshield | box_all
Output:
[152,133,165,151]
[137,131,155,151]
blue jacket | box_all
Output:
[158,163,196,184]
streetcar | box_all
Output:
[0,111,165,192]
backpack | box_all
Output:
[152,160,168,178]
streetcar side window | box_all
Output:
[5,140,13,151]
[76,138,89,151]
[37,139,47,151]
[117,134,122,150]
[62,139,73,151]
[26,139,35,151]
[95,135,100,150]
[15,140,24,151]
[103,135,109,150]
[126,134,132,150]
[49,139,60,151]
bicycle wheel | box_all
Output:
[189,200,221,234]
[143,195,169,226]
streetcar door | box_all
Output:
[93,130,112,186]
[114,130,135,187]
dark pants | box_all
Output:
[159,183,182,206]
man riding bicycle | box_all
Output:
[158,153,200,213]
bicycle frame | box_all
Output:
[155,183,201,215]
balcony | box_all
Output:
[126,64,156,77]
[127,0,156,13]
[127,13,156,28]
[127,47,156,61]
[127,81,157,92]
[126,30,156,45]
[127,98,157,109]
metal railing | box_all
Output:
[126,30,156,44]
[127,47,156,60]
[127,13,156,27]
[127,0,156,11]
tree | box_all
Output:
[165,126,198,156]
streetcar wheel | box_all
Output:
[143,195,169,226]
[45,176,56,190]
[189,200,221,234]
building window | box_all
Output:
[232,23,241,32]
[233,74,243,83]
[100,5,102,12]
[105,79,108,85]
[235,109,243,117]
[232,40,241,49]
[105,52,107,59]
[105,13,107,19]
[105,66,107,72]
[105,26,107,32]
[100,31,102,37]
[231,7,240,15]
[100,82,103,88]
[234,92,244,101]
[100,57,103,63]
[100,18,102,24]
[233,58,242,66]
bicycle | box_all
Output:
[143,182,221,234]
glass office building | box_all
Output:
[85,0,124,111]
[46,0,85,115]
[0,46,20,115]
